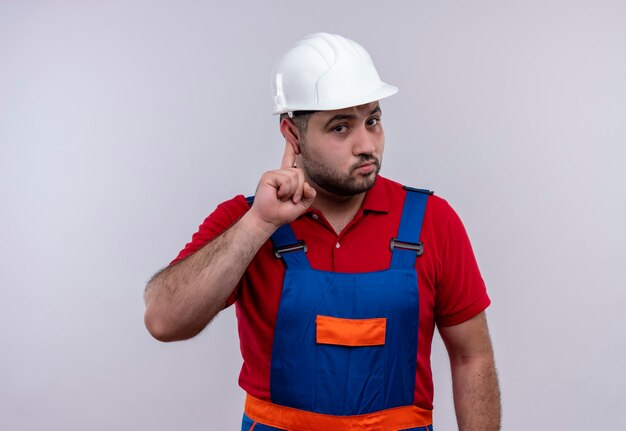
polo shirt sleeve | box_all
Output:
[434,201,491,327]
[169,195,251,306]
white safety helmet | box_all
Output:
[271,32,398,115]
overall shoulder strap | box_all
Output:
[246,195,311,269]
[390,187,432,269]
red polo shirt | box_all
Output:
[171,176,490,410]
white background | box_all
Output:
[2,1,625,430]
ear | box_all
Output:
[280,117,302,155]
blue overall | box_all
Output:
[242,188,433,431]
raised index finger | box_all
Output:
[280,141,297,169]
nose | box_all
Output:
[351,124,377,156]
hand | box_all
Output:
[249,141,316,231]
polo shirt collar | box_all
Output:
[360,175,391,214]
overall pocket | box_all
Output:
[314,315,387,415]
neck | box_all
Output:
[311,188,366,234]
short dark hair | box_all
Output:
[279,110,317,134]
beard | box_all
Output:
[300,149,382,196]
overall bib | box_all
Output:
[242,188,433,431]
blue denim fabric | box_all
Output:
[241,413,285,431]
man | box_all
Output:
[144,33,500,431]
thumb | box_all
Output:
[300,182,317,208]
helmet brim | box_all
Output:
[272,83,398,115]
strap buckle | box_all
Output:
[273,240,307,258]
[390,238,424,256]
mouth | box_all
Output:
[353,159,378,174]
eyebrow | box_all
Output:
[323,105,382,129]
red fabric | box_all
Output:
[171,176,490,410]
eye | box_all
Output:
[332,125,348,133]
[366,117,380,127]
